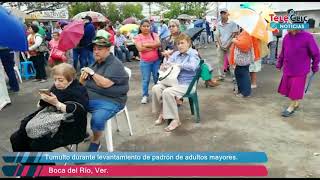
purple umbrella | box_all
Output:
[122,17,137,25]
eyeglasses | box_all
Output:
[169,25,177,28]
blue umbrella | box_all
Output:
[193,19,204,27]
[0,6,28,51]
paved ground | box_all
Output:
[0,42,319,178]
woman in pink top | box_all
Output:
[48,31,67,67]
[134,19,161,104]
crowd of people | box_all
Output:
[0,7,319,153]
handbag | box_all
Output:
[158,64,181,87]
[50,48,67,61]
[35,34,49,53]
[25,101,85,139]
[234,47,254,66]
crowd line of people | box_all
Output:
[0,7,319,154]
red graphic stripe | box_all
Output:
[20,165,30,176]
[39,165,268,177]
[34,165,42,177]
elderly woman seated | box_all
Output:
[152,33,200,132]
[10,63,89,152]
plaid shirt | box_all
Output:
[115,34,127,47]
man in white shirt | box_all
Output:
[214,8,239,81]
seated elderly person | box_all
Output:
[152,33,200,132]
[79,33,129,152]
[10,63,89,152]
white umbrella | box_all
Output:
[178,14,192,20]
[72,11,108,23]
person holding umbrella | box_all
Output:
[73,16,96,71]
[277,29,319,117]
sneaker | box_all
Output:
[251,84,257,89]
[39,79,47,83]
[141,96,148,104]
[281,108,295,117]
[32,79,41,82]
[87,142,101,152]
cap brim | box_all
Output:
[91,40,111,47]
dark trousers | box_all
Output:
[127,45,139,57]
[73,47,94,71]
[235,65,251,97]
[0,50,19,91]
[30,53,47,80]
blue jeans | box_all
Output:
[88,99,124,132]
[87,49,94,66]
[73,47,92,71]
[140,59,160,97]
[115,46,130,62]
[0,50,19,91]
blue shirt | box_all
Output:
[151,23,158,34]
[159,24,170,40]
[167,48,200,85]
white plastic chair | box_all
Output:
[104,66,133,152]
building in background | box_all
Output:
[25,8,69,32]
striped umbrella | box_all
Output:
[241,4,277,31]
[72,11,109,23]
[229,8,273,43]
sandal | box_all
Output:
[155,114,165,125]
[164,120,181,132]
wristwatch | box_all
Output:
[89,71,95,76]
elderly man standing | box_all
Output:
[214,8,239,82]
[80,33,129,152]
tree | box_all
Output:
[3,2,70,14]
[68,2,106,17]
[157,2,209,19]
[104,2,121,23]
[119,3,144,20]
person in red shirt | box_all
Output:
[106,24,115,55]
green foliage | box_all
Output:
[120,4,144,20]
[68,2,144,23]
[105,2,121,23]
[68,2,106,18]
[158,2,209,20]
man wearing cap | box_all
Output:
[73,15,96,71]
[79,33,129,152]
[214,8,239,81]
